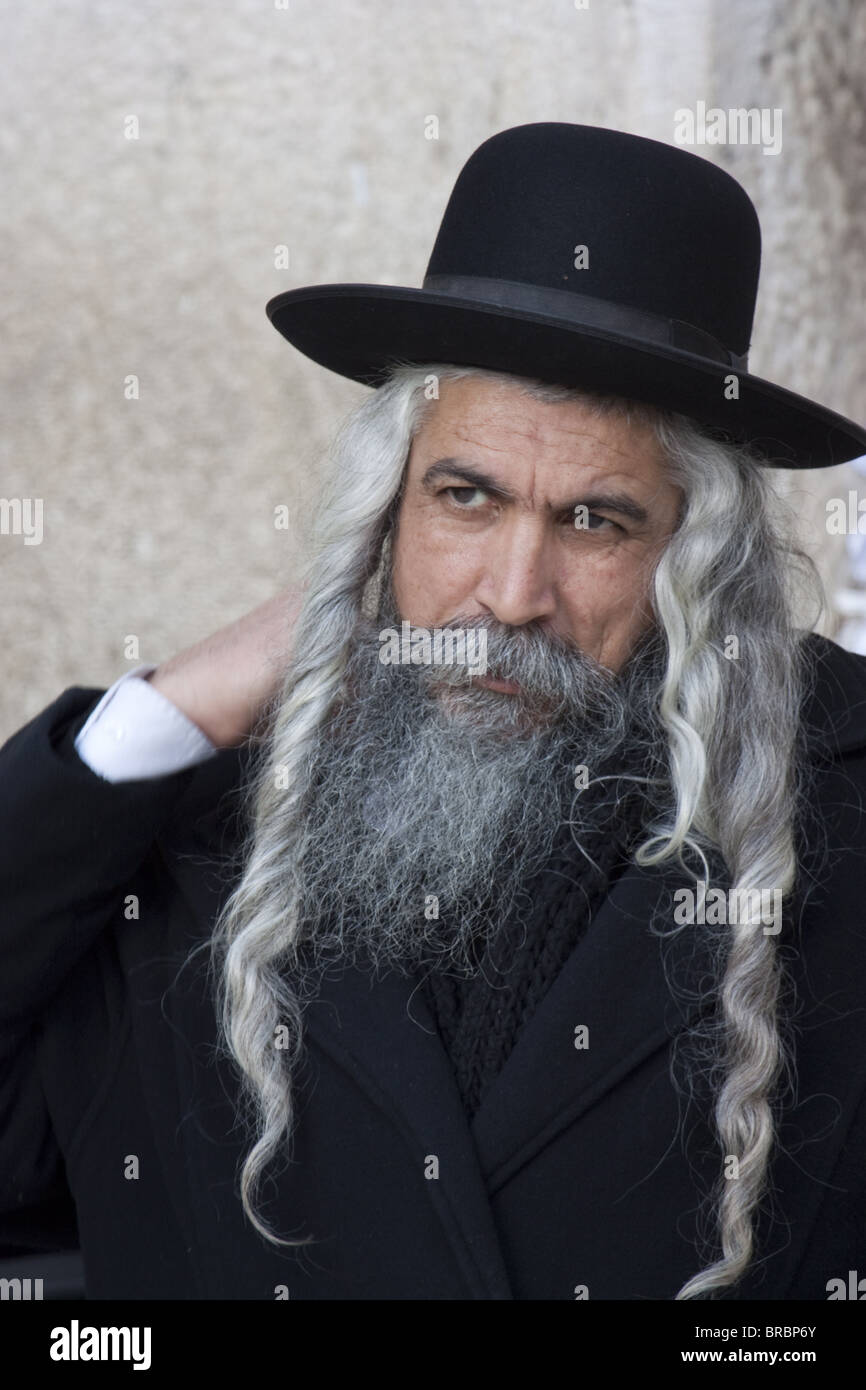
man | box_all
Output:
[2,123,866,1302]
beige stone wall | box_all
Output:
[2,0,864,741]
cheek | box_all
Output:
[560,549,659,649]
[392,507,470,615]
[566,547,649,609]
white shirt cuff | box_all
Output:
[73,663,219,782]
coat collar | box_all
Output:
[799,631,866,756]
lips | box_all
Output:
[473,674,522,694]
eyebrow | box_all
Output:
[420,457,650,526]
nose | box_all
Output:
[473,516,558,629]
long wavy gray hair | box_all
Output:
[208,362,824,1299]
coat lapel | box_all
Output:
[302,962,516,1299]
[469,858,713,1189]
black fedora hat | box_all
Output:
[266,122,866,469]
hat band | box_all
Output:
[422,273,749,372]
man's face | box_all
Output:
[291,376,681,979]
[391,376,683,676]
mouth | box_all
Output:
[472,674,522,695]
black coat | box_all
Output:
[2,632,866,1300]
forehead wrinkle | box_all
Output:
[451,416,538,456]
[448,408,655,473]
[422,392,669,512]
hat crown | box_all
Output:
[265,120,866,467]
[425,123,761,359]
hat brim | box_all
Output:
[266,284,866,470]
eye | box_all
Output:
[442,485,488,509]
[571,511,622,533]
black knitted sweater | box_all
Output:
[421,774,650,1119]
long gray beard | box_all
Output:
[292,590,669,981]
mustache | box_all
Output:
[414,612,607,694]
[371,608,659,730]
